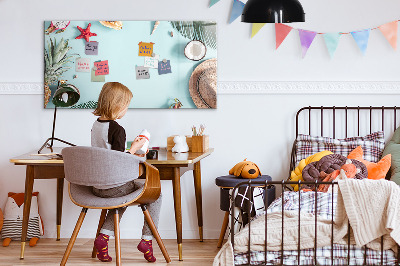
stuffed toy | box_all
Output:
[172,135,189,153]
[229,159,261,179]
[289,150,333,191]
[301,154,368,191]
[1,192,44,247]
[348,146,391,180]
[317,160,360,193]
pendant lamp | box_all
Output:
[38,80,80,154]
[241,0,305,23]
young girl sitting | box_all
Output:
[91,82,162,263]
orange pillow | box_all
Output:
[347,146,391,180]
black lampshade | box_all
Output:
[241,0,305,23]
[52,83,80,107]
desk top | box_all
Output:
[10,147,214,166]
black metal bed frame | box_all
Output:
[230,106,400,266]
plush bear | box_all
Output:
[229,159,261,179]
[1,192,44,247]
[172,135,189,153]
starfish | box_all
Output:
[75,23,97,42]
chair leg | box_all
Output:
[114,209,121,266]
[217,211,230,248]
[60,208,88,266]
[141,205,171,263]
[91,209,108,258]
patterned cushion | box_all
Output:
[294,131,385,166]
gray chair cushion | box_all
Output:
[69,180,145,208]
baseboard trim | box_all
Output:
[1,81,400,95]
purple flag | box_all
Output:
[229,0,245,24]
[298,29,317,58]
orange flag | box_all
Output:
[275,23,293,49]
[378,21,398,50]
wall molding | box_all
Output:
[1,81,400,95]
[218,81,400,94]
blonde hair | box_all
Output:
[93,82,133,120]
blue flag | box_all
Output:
[229,0,245,23]
[351,29,370,55]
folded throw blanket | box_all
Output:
[335,178,400,251]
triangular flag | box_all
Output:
[229,0,245,24]
[298,29,317,58]
[209,0,220,7]
[351,29,370,55]
[323,33,341,58]
[275,23,293,49]
[251,23,266,38]
[378,21,398,50]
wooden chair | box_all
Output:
[60,146,171,265]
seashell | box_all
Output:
[99,21,123,30]
[151,21,160,35]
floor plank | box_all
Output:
[0,239,221,265]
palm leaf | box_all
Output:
[170,21,217,50]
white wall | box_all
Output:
[1,0,400,240]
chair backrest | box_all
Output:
[62,146,145,187]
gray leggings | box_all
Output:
[92,180,162,240]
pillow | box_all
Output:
[382,127,400,184]
[289,150,333,191]
[295,131,385,166]
[348,146,391,180]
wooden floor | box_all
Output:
[0,239,221,265]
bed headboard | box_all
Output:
[290,106,400,179]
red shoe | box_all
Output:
[137,239,156,262]
[94,233,112,262]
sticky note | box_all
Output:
[158,60,172,75]
[91,69,105,82]
[94,60,109,76]
[85,41,99,55]
[138,42,154,57]
[144,56,159,69]
[75,58,90,72]
[136,66,150,79]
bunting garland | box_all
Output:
[351,29,370,55]
[323,33,341,58]
[298,30,317,58]
[209,0,220,7]
[209,2,399,58]
[229,0,245,24]
[251,23,266,38]
[275,23,292,49]
[378,21,397,50]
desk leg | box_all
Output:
[172,167,183,261]
[56,178,64,241]
[20,165,34,259]
[193,161,203,242]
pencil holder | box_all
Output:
[191,135,209,153]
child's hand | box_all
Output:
[129,137,147,155]
[134,149,149,157]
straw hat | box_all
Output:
[189,58,217,109]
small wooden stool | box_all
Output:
[215,175,275,248]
